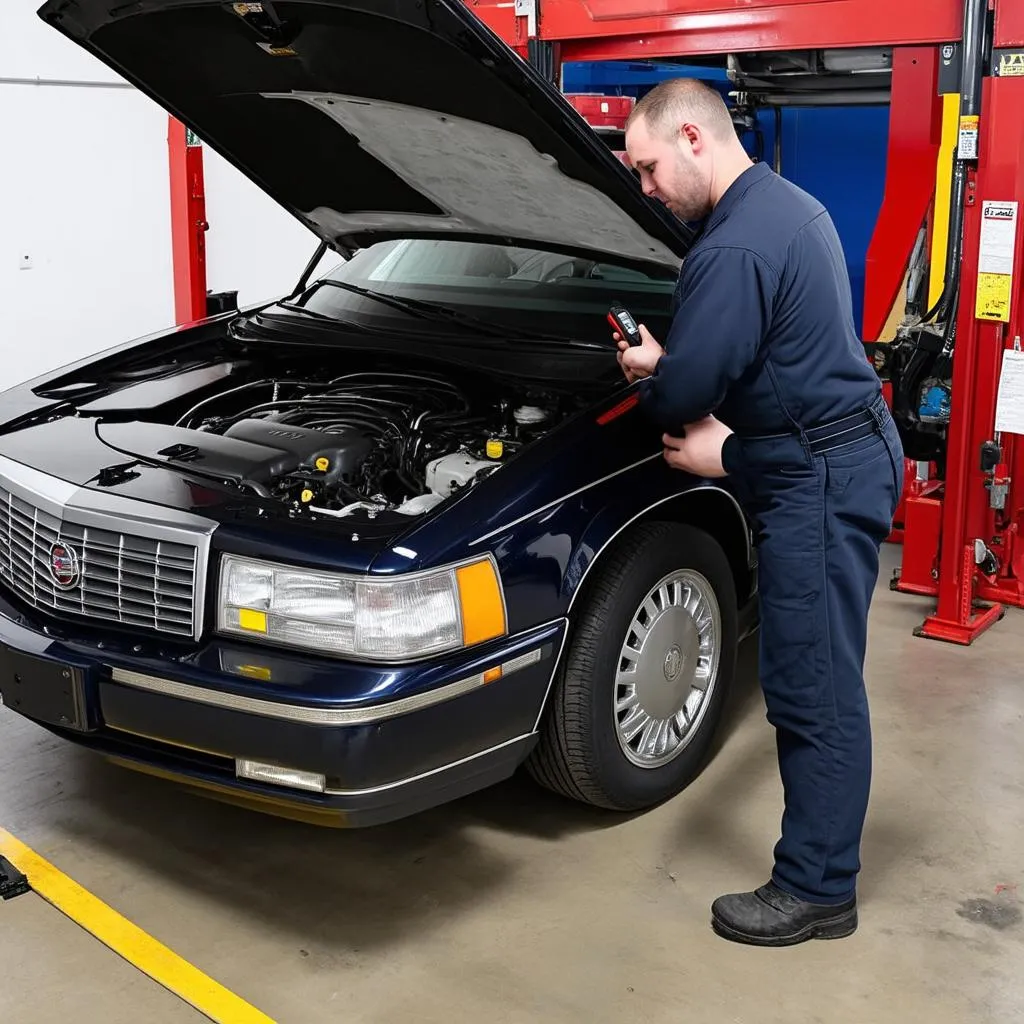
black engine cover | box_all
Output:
[223,419,373,484]
[96,419,373,491]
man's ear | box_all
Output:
[680,122,702,152]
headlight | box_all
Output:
[217,554,507,660]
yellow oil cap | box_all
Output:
[486,439,504,459]
[315,457,329,473]
[300,488,314,503]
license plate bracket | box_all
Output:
[0,646,89,732]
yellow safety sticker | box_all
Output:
[976,272,1013,322]
[977,200,1019,321]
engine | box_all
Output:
[165,370,569,517]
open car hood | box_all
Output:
[38,0,693,271]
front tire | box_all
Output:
[526,521,738,811]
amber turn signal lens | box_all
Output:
[455,560,507,646]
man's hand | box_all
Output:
[615,324,664,383]
[662,416,733,478]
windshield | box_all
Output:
[289,239,679,344]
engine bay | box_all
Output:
[90,366,587,520]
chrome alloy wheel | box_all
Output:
[613,569,722,769]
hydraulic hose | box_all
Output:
[926,0,988,333]
[924,157,966,324]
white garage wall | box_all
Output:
[0,82,176,385]
[1,2,331,389]
[202,150,337,310]
[5,1,124,82]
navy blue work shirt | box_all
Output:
[638,161,881,451]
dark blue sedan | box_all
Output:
[0,0,756,825]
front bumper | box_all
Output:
[0,595,566,826]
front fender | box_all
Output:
[562,468,753,616]
[375,390,752,633]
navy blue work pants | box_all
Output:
[725,393,904,904]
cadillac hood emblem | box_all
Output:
[48,541,81,590]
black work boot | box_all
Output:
[710,881,857,946]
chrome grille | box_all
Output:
[0,485,198,637]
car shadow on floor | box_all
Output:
[38,635,766,954]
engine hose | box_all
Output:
[326,373,467,402]
[329,371,465,390]
[341,386,468,412]
[281,403,401,423]
[175,377,279,427]
[315,394,459,417]
[295,400,414,418]
[241,478,274,499]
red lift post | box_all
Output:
[912,1,1024,642]
[167,116,209,325]
[467,0,1024,644]
[866,48,945,550]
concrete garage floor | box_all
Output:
[2,543,1023,1024]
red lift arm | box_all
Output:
[862,47,944,345]
[467,0,1024,644]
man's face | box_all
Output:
[625,115,712,223]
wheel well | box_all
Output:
[633,488,754,604]
[565,486,755,617]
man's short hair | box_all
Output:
[626,78,736,142]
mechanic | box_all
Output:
[614,78,904,947]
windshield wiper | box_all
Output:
[274,302,341,322]
[267,301,394,336]
[304,279,583,344]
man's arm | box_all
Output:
[638,245,778,434]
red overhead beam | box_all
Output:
[467,0,965,60]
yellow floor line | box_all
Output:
[0,826,276,1024]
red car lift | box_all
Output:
[464,0,1024,644]
[167,0,1024,644]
